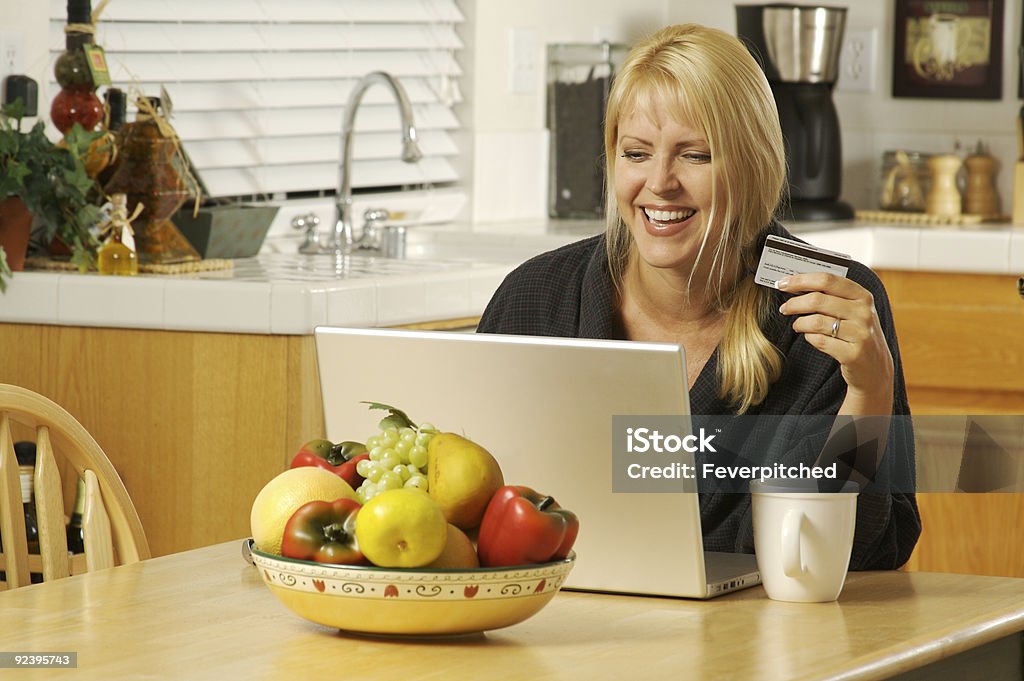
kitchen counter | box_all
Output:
[788,220,1024,276]
[1,219,1021,334]
[0,255,516,334]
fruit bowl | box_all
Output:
[248,542,576,636]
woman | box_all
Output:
[477,24,920,570]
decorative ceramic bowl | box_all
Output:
[173,204,278,259]
[249,543,575,636]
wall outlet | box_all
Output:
[0,29,26,109]
[508,27,540,96]
[0,30,25,87]
[836,28,876,93]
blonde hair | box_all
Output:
[603,23,786,413]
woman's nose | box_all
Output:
[646,159,680,195]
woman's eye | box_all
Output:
[620,150,648,162]
[683,152,711,164]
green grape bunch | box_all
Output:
[354,402,437,504]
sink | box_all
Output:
[262,224,600,265]
[401,232,563,263]
[257,189,601,264]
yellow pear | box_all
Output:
[425,524,480,569]
[427,432,504,530]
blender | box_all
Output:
[736,4,854,222]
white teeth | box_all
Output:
[644,208,694,222]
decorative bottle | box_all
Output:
[103,97,198,264]
[95,87,127,187]
[97,193,138,275]
[83,86,126,180]
[15,441,43,584]
[50,0,104,135]
[66,476,86,555]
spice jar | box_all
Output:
[962,149,999,216]
[879,150,931,212]
[925,154,963,216]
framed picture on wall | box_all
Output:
[892,0,1004,99]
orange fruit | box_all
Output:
[250,467,356,555]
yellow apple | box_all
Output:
[355,488,448,568]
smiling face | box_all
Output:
[602,25,788,305]
[613,95,716,277]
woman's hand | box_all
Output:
[777,273,894,416]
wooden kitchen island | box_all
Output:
[0,317,478,557]
[0,252,515,556]
[0,323,323,556]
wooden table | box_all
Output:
[1,542,1023,680]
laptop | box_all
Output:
[313,326,760,599]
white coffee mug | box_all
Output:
[750,479,858,603]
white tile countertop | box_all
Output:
[789,221,1024,275]
[0,255,523,334]
[1,219,1021,335]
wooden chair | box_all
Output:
[0,383,150,589]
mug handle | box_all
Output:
[782,509,806,577]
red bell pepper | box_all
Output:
[280,497,367,565]
[289,439,370,488]
[339,452,370,488]
[477,485,579,567]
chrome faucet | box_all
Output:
[324,71,422,254]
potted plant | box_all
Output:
[0,99,103,292]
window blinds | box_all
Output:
[47,0,464,200]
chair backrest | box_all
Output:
[0,383,150,589]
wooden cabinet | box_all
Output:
[877,270,1024,577]
[878,270,1024,413]
[0,324,324,557]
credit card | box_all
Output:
[754,234,851,289]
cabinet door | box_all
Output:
[0,324,324,558]
[879,270,1024,577]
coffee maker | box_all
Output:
[736,4,854,222]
